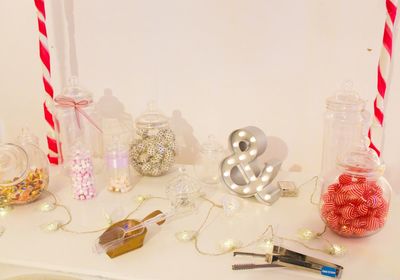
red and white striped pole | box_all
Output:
[34,0,59,164]
[368,0,398,157]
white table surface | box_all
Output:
[0,166,399,280]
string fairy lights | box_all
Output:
[3,175,345,258]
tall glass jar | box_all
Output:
[129,102,176,176]
[320,148,391,238]
[54,77,103,170]
[0,142,49,206]
[105,136,132,193]
[194,135,224,184]
[321,83,370,178]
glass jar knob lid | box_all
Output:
[201,135,223,153]
[61,76,93,102]
[338,148,383,175]
[135,101,169,128]
[327,81,365,111]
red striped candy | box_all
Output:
[339,174,366,185]
[341,205,357,219]
[352,218,367,228]
[327,183,339,194]
[338,216,351,226]
[357,204,369,216]
[322,201,335,212]
[367,195,383,208]
[376,201,389,217]
[322,192,333,203]
[339,174,353,185]
[334,193,348,206]
[366,217,381,231]
[346,184,365,198]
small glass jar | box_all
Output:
[55,76,103,170]
[321,82,370,177]
[105,136,132,193]
[129,102,176,176]
[166,167,201,214]
[194,135,224,184]
[0,142,49,206]
[320,148,391,238]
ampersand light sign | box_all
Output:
[221,126,282,205]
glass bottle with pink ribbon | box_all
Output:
[54,77,103,171]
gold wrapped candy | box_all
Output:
[0,168,49,206]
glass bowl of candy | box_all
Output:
[0,143,49,206]
[320,148,391,237]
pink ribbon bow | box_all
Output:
[54,95,103,133]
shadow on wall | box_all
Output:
[169,110,200,165]
[257,135,300,171]
[96,95,201,165]
[96,88,127,119]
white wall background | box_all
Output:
[0,0,399,192]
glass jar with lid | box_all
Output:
[166,167,201,214]
[129,102,176,176]
[320,147,391,238]
[0,139,49,206]
[54,76,103,170]
[321,82,370,178]
[194,135,224,184]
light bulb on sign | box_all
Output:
[220,127,282,205]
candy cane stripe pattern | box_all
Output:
[369,0,398,157]
[35,0,59,164]
[321,174,389,237]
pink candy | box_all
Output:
[70,147,96,200]
[321,173,389,237]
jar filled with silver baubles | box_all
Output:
[129,102,176,176]
[194,135,225,184]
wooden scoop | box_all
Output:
[98,210,166,258]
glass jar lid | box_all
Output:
[0,143,29,186]
[326,81,365,112]
[166,167,201,201]
[337,148,383,177]
[61,76,93,102]
[200,135,223,153]
[135,101,169,129]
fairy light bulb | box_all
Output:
[39,202,55,212]
[134,194,151,203]
[41,221,61,232]
[221,196,241,216]
[175,230,197,242]
[328,244,347,256]
[298,228,317,240]
[220,238,242,252]
[0,206,12,217]
[258,238,274,253]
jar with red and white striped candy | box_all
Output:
[320,148,391,238]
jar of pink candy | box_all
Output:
[320,148,391,238]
